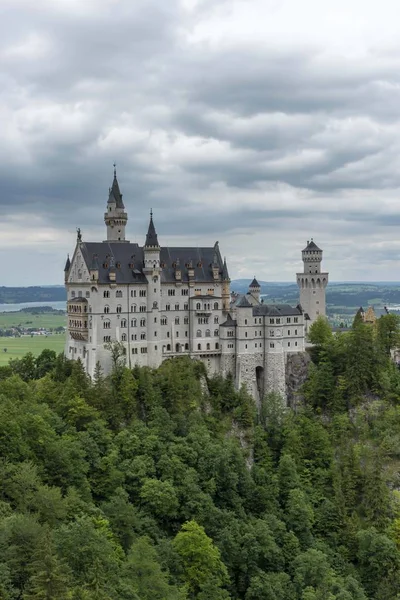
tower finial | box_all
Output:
[150,208,153,219]
[113,162,116,177]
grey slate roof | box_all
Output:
[145,213,159,248]
[249,277,260,288]
[220,314,237,327]
[303,239,321,252]
[222,258,229,281]
[79,242,226,284]
[108,171,124,209]
[236,295,253,308]
[252,303,303,317]
[64,255,71,271]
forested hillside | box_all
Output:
[1,315,400,599]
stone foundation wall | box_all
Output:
[285,351,311,409]
[264,352,286,400]
[220,354,236,379]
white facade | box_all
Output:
[64,173,313,401]
[296,239,328,329]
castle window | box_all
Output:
[166,304,171,311]
[86,291,90,298]
[141,333,146,340]
[288,330,290,335]
[184,317,189,324]
[270,343,274,348]
[176,343,180,352]
[270,318,274,324]
[181,289,188,296]
[121,319,127,328]
[196,329,201,337]
[131,305,137,312]
[295,329,298,335]
[276,318,281,324]
[245,344,247,349]
[260,342,262,348]
[288,341,291,347]
[185,343,189,350]
[161,317,167,325]
[255,343,257,348]
[132,348,138,354]
[215,343,219,349]
[103,336,111,342]
[184,303,188,310]
[295,341,298,346]
[132,334,137,341]
[104,306,110,314]
[196,302,201,310]
[259,318,262,324]
[131,319,137,327]
[154,331,157,336]
[287,317,291,323]
[255,331,257,336]
[116,305,122,313]
[245,332,247,338]
[139,290,146,297]
[121,333,127,341]
[140,347,147,354]
[197,343,201,350]
[214,316,219,324]
[168,289,175,296]
[103,320,111,329]
[175,317,180,325]
[214,329,218,336]
[116,290,122,298]
[271,330,275,337]
[140,318,146,327]
[131,290,137,297]
[175,304,179,311]
[205,329,211,337]
[155,345,158,350]
[294,317,299,323]
[153,301,158,309]
[185,331,188,337]
[245,319,247,325]
[153,277,158,283]
[214,302,218,310]
[154,317,157,323]
[259,331,262,336]
[207,343,210,350]
[165,344,170,351]
[71,291,76,298]
[139,305,146,312]
[167,332,170,338]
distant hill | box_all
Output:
[0,286,67,304]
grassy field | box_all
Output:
[0,311,66,330]
[0,334,66,365]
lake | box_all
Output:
[0,301,66,313]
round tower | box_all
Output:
[143,210,162,368]
[248,276,261,303]
[104,166,128,242]
[296,239,328,327]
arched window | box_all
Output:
[206,343,210,350]
[131,304,136,312]
[161,317,167,325]
[140,318,146,327]
[166,304,171,311]
[121,319,127,328]
[153,301,158,309]
[176,343,180,352]
[185,343,189,350]
[215,342,219,349]
[214,316,219,324]
[175,303,179,311]
[121,333,127,341]
[196,302,201,310]
[139,305,146,313]
[214,329,219,337]
[116,305,122,313]
[103,290,109,298]
[205,329,211,337]
[167,344,171,351]
[196,329,201,337]
[197,343,201,350]
[103,319,111,329]
[116,290,122,298]
[214,302,218,310]
[104,305,110,314]
[131,319,137,327]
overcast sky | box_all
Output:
[2,0,400,285]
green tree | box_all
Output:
[377,314,400,355]
[307,316,332,347]
[172,520,229,597]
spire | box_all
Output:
[108,164,124,209]
[249,276,260,288]
[222,257,230,281]
[64,254,71,272]
[145,209,159,248]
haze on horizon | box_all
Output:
[2,0,400,286]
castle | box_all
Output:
[64,170,328,402]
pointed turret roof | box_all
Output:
[303,239,321,252]
[64,255,71,272]
[108,166,124,209]
[145,210,159,248]
[222,257,230,281]
[249,276,260,288]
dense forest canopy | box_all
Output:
[1,314,400,599]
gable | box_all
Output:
[68,245,91,284]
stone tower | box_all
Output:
[104,166,128,242]
[143,211,162,368]
[248,277,261,303]
[221,257,230,312]
[296,239,328,327]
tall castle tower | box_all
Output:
[296,239,328,327]
[104,166,128,242]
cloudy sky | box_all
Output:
[2,0,400,285]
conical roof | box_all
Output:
[145,211,159,248]
[64,255,71,271]
[249,276,260,288]
[303,239,321,252]
[222,257,230,281]
[108,167,124,209]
